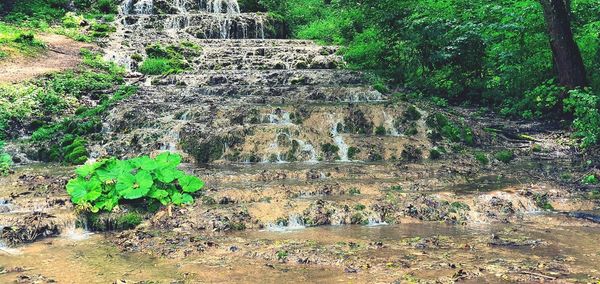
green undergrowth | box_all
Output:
[426,113,474,145]
[0,141,13,176]
[0,49,134,165]
[67,152,205,213]
[0,23,46,59]
[139,43,202,75]
[260,0,600,149]
[1,0,118,43]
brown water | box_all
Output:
[2,215,599,283]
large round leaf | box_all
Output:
[66,177,101,204]
[117,170,154,199]
[155,152,182,169]
[179,175,204,193]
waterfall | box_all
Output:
[121,0,133,14]
[383,111,399,137]
[329,115,350,162]
[262,131,288,163]
[204,0,241,14]
[133,0,154,14]
[295,139,318,163]
[173,0,187,13]
[263,215,306,232]
[61,219,93,241]
[366,214,388,227]
[160,129,180,152]
[267,110,292,125]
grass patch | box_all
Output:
[494,150,514,163]
[0,23,46,58]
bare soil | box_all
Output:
[0,34,93,83]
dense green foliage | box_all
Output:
[139,43,202,75]
[0,49,134,165]
[67,152,205,213]
[0,50,124,138]
[0,141,12,176]
[0,23,46,58]
[260,0,600,147]
[0,0,118,43]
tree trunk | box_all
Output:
[539,0,587,89]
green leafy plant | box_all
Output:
[66,152,205,213]
[564,88,600,148]
[582,174,598,184]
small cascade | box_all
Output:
[267,109,292,125]
[329,115,350,162]
[203,0,241,14]
[262,131,288,163]
[60,218,93,241]
[173,0,188,13]
[263,215,306,232]
[160,129,181,152]
[121,0,133,14]
[383,111,399,137]
[295,139,318,163]
[0,239,21,255]
[366,214,388,227]
[133,0,154,14]
[0,199,13,213]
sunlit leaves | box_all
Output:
[179,175,204,193]
[66,152,205,212]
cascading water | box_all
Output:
[329,115,350,162]
[133,0,154,14]
[383,111,399,137]
[60,218,93,241]
[203,0,241,13]
[263,214,306,232]
[366,214,388,227]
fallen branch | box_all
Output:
[518,271,556,280]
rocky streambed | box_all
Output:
[2,0,600,282]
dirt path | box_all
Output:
[0,34,93,83]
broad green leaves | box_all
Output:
[66,152,205,212]
[179,175,204,193]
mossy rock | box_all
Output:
[83,211,145,232]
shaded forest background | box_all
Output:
[1,0,600,147]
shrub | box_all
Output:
[474,152,489,165]
[321,143,340,160]
[139,43,199,75]
[375,125,386,136]
[563,88,600,148]
[403,105,422,121]
[494,150,514,163]
[96,0,118,14]
[429,148,442,160]
[66,152,205,213]
[0,141,13,176]
[347,147,361,160]
[582,174,598,184]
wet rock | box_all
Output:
[568,211,600,223]
[489,234,545,248]
[1,212,60,246]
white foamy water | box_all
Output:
[329,115,349,162]
[262,215,306,232]
[383,111,399,137]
